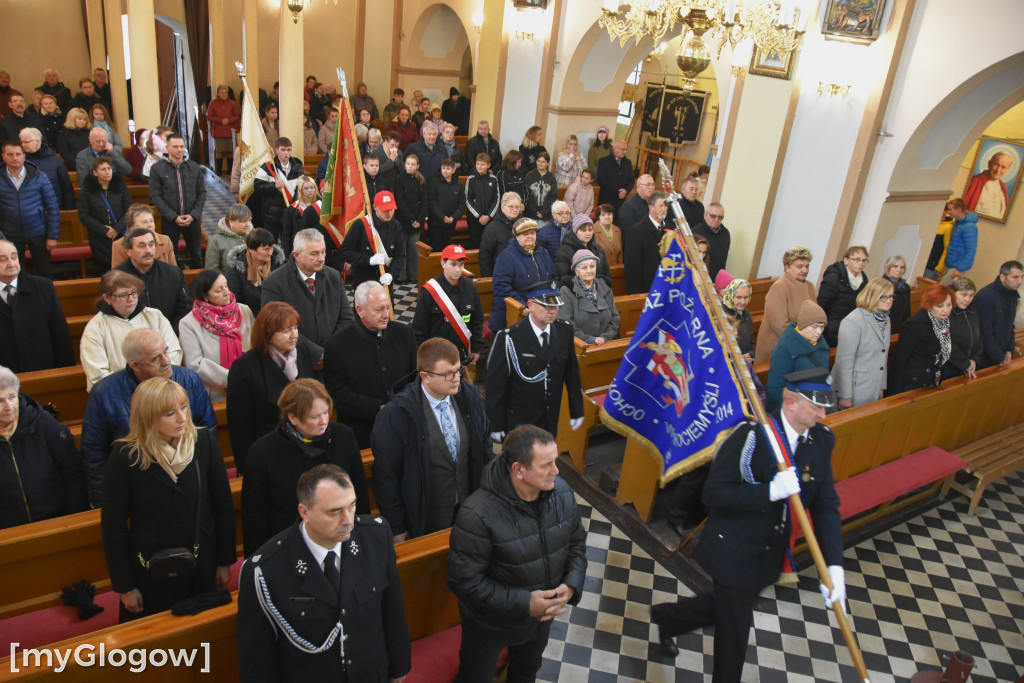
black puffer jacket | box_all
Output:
[447,456,587,634]
[224,243,287,316]
[817,261,867,347]
[0,394,88,529]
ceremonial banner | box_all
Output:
[320,99,366,247]
[600,237,751,483]
[237,78,273,204]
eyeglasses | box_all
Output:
[848,257,869,264]
[706,213,724,220]
[423,367,465,382]
[878,294,894,301]
[110,290,140,302]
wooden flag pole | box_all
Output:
[657,161,871,682]
[337,68,394,319]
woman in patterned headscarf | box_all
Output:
[721,277,754,358]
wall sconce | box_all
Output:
[818,81,851,97]
[286,0,304,23]
[731,65,746,77]
[515,29,536,41]
[472,12,483,34]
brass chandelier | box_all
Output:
[599,0,807,60]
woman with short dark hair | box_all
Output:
[224,228,287,316]
[226,302,322,474]
[179,269,255,401]
[101,377,235,622]
[241,378,368,556]
[78,155,132,273]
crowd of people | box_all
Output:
[1,68,1021,682]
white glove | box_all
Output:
[379,273,393,286]
[569,417,584,431]
[489,431,505,442]
[768,467,800,502]
[369,253,386,266]
[819,565,846,612]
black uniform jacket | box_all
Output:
[695,416,842,591]
[485,317,584,434]
[236,519,412,683]
[411,275,484,355]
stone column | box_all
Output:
[103,0,131,142]
[126,0,161,126]
[278,2,305,152]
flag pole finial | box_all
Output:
[337,68,348,98]
[235,61,246,78]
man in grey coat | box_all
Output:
[261,228,353,347]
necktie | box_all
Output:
[540,330,549,353]
[1,284,11,305]
[306,277,316,294]
[438,401,459,462]
[322,550,340,594]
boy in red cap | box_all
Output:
[412,243,484,363]
[338,189,406,296]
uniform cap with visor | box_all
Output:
[783,368,837,408]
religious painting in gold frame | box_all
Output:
[748,45,795,80]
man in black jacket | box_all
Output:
[0,94,44,150]
[371,338,491,542]
[427,159,465,250]
[441,88,471,134]
[148,134,207,268]
[624,192,668,295]
[323,281,417,448]
[412,244,484,362]
[618,173,656,235]
[448,425,587,682]
[362,154,391,202]
[465,120,502,174]
[115,228,191,333]
[691,202,731,281]
[595,140,634,218]
[261,228,353,346]
[677,176,705,229]
[486,282,584,438]
[478,191,523,277]
[974,259,1023,369]
[252,137,303,242]
[651,369,845,683]
[464,154,499,250]
[0,240,73,373]
[338,190,405,296]
[237,464,411,683]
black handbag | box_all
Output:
[138,460,202,582]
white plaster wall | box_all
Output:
[849,0,1024,274]
[497,4,552,151]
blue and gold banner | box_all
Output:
[600,237,751,483]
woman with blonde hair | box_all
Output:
[834,277,894,409]
[206,203,253,273]
[80,269,182,390]
[101,377,236,622]
[754,246,816,364]
[555,134,586,188]
[518,125,546,174]
[57,106,91,168]
[282,175,321,257]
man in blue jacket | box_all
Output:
[0,141,59,277]
[80,329,216,506]
[940,198,978,284]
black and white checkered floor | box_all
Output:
[534,473,1024,683]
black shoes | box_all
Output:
[653,619,679,657]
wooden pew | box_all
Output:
[0,529,458,680]
[416,242,481,290]
[504,292,646,335]
[0,447,376,622]
[54,269,201,319]
[616,356,1024,522]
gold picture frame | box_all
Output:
[748,45,795,80]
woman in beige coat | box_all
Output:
[754,247,816,364]
[80,270,181,391]
[179,270,254,402]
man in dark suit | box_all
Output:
[691,202,731,281]
[677,176,705,229]
[237,464,411,683]
[0,239,73,373]
[261,228,353,347]
[650,368,845,683]
[323,281,417,449]
[486,282,584,439]
[115,227,191,333]
[618,173,656,233]
[595,140,634,219]
[624,192,668,295]
[371,338,491,543]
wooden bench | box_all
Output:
[0,529,458,680]
[616,356,1024,522]
[54,268,201,319]
[948,422,1024,515]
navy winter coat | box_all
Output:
[0,160,60,239]
[490,238,555,330]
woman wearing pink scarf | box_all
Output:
[179,269,255,401]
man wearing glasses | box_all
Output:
[114,227,191,334]
[817,246,870,347]
[371,337,492,543]
[691,203,731,281]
